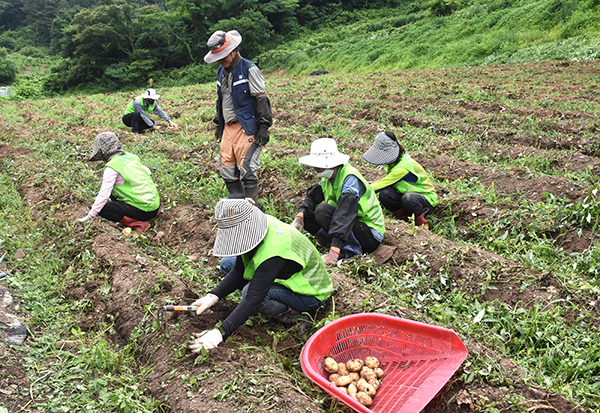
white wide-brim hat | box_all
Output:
[362,131,400,165]
[212,198,269,257]
[298,138,350,169]
[143,88,160,100]
[204,30,242,64]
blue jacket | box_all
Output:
[216,57,258,136]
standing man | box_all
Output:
[204,30,273,203]
[122,88,178,134]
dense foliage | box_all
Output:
[0,0,599,94]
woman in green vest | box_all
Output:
[122,88,178,133]
[77,132,160,233]
[362,131,437,229]
[290,138,385,266]
[188,199,332,352]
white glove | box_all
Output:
[170,121,179,128]
[291,214,304,232]
[191,293,219,315]
[189,329,223,352]
[77,215,93,223]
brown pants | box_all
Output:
[220,122,260,184]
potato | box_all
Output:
[337,362,350,376]
[328,373,340,383]
[324,357,339,374]
[365,356,380,369]
[337,386,348,394]
[346,358,364,372]
[335,375,353,387]
[361,368,377,382]
[347,383,358,399]
[356,391,373,407]
[374,367,385,379]
[368,378,380,391]
[348,372,360,382]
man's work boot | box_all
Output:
[415,208,430,229]
[225,181,245,199]
[119,216,150,233]
[393,208,410,222]
[242,181,259,204]
[339,231,363,260]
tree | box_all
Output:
[0,46,16,84]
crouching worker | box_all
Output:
[77,132,160,232]
[362,131,437,229]
[122,88,178,134]
[188,199,332,352]
[290,138,385,266]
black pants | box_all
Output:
[378,187,434,217]
[303,203,381,254]
[98,196,159,223]
[122,112,154,133]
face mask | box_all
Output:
[316,168,334,179]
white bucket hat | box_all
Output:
[212,198,269,257]
[362,131,400,165]
[298,138,350,169]
[204,30,243,64]
[143,88,160,100]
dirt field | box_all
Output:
[1,60,600,412]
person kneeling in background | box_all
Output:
[77,132,160,233]
[188,199,332,352]
[362,131,437,229]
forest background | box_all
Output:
[0,0,600,96]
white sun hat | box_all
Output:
[298,138,350,169]
[212,198,269,257]
[143,88,160,100]
[204,30,243,64]
[362,131,401,166]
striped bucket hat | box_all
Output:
[212,199,269,257]
[362,131,400,166]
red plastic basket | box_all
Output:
[301,313,468,413]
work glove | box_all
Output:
[322,247,340,266]
[169,121,179,128]
[77,215,93,223]
[190,293,219,315]
[189,329,223,352]
[255,124,270,146]
[291,214,304,232]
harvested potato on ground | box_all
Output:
[324,357,339,373]
[337,363,350,376]
[374,367,385,379]
[356,391,373,407]
[328,373,340,383]
[336,375,353,387]
[346,358,364,372]
[368,378,380,391]
[365,356,380,369]
[348,383,358,398]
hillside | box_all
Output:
[1,59,600,412]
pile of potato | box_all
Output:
[323,355,385,407]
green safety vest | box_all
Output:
[242,216,333,301]
[385,153,438,207]
[321,164,385,234]
[125,96,156,115]
[106,154,160,212]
